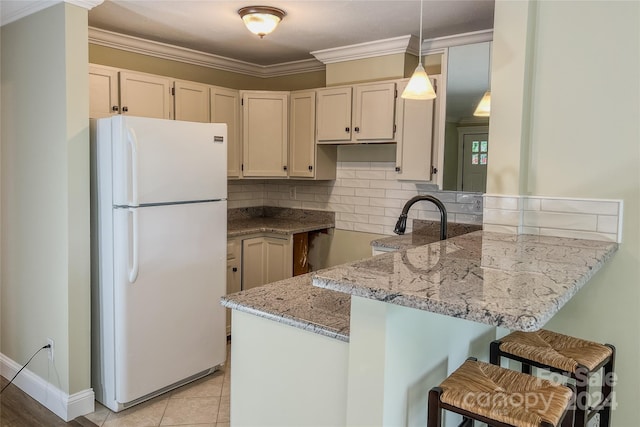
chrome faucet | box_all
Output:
[393,195,448,240]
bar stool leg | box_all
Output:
[599,344,616,427]
[574,366,589,427]
[428,387,443,427]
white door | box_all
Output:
[109,116,227,205]
[113,200,227,404]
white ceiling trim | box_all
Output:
[311,35,419,64]
[88,27,325,78]
[422,29,493,52]
[1,0,102,27]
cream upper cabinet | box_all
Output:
[119,71,173,119]
[241,91,289,178]
[241,235,292,291]
[316,86,352,142]
[290,90,338,180]
[352,82,397,141]
[211,87,241,178]
[89,64,120,119]
[174,80,210,123]
[394,77,438,181]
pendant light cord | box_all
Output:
[418,0,423,65]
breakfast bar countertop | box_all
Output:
[221,272,351,342]
[313,231,618,332]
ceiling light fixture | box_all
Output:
[401,0,436,100]
[238,6,286,39]
[474,42,492,117]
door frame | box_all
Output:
[456,125,489,191]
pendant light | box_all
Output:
[473,42,492,117]
[238,6,286,39]
[401,0,436,100]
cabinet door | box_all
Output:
[395,78,436,181]
[119,71,173,119]
[264,236,293,283]
[242,92,289,177]
[241,237,266,291]
[89,64,119,118]
[353,82,396,141]
[289,90,316,178]
[174,80,210,123]
[211,87,241,178]
[226,238,242,335]
[316,87,352,142]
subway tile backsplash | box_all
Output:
[228,161,484,235]
[483,194,623,243]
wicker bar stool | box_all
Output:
[490,329,615,427]
[428,359,575,427]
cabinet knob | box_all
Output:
[355,127,360,133]
[232,267,238,272]
[112,105,119,112]
[283,165,288,171]
[122,106,129,112]
[395,166,401,172]
[345,127,350,133]
[308,165,313,171]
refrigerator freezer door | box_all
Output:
[112,200,227,404]
[108,116,227,206]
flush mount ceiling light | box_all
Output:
[401,0,436,100]
[238,6,286,39]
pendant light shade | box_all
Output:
[403,64,437,100]
[401,0,436,100]
[473,90,491,117]
[238,6,286,38]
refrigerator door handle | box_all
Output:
[126,128,139,207]
[128,208,139,283]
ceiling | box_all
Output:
[86,0,495,66]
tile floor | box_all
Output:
[84,342,230,427]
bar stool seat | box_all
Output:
[428,359,574,427]
[491,329,615,427]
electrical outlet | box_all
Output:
[47,338,54,362]
[289,186,297,200]
[474,199,482,212]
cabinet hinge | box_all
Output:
[171,87,175,96]
[241,163,244,171]
[393,124,397,133]
[241,98,244,106]
[395,89,398,98]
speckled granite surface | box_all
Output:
[313,231,618,332]
[370,220,482,251]
[221,272,351,342]
[228,207,334,237]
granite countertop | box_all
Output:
[313,231,618,332]
[221,272,351,342]
[370,219,482,251]
[228,207,335,238]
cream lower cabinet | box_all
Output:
[289,90,337,180]
[241,235,292,291]
[226,238,242,335]
[394,76,439,181]
[211,87,241,179]
[241,91,289,177]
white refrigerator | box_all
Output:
[90,115,227,412]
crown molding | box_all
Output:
[422,29,493,52]
[88,27,324,78]
[1,0,102,27]
[311,35,418,64]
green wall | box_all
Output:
[1,3,91,395]
[490,1,639,425]
[89,44,326,91]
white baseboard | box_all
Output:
[0,352,95,422]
